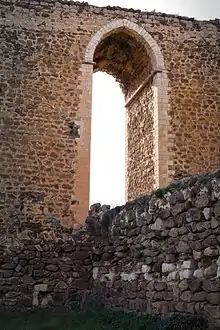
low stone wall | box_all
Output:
[0,213,92,310]
[86,170,220,327]
[1,170,220,327]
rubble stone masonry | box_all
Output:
[0,0,220,225]
[0,170,220,327]
[84,170,220,327]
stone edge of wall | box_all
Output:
[86,168,220,224]
[1,0,220,28]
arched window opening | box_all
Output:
[92,29,154,203]
[90,72,125,207]
[75,20,169,223]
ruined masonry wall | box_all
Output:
[0,214,92,309]
[0,0,220,226]
[87,170,220,327]
[1,170,220,327]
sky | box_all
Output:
[88,0,220,207]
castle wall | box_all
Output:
[0,170,220,327]
[0,0,220,225]
[0,211,92,309]
[87,170,220,328]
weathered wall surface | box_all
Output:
[0,211,92,309]
[127,85,155,199]
[86,170,220,327]
[0,0,220,225]
[1,170,220,327]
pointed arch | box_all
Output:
[84,19,166,72]
[75,19,171,223]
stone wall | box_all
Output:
[0,0,220,225]
[86,170,220,327]
[127,84,155,199]
[1,170,220,327]
[0,211,92,310]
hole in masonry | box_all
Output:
[69,121,80,138]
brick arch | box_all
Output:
[84,19,166,71]
[75,19,171,223]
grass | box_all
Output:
[0,307,210,330]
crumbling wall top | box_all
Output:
[1,0,220,29]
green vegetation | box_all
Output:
[154,187,170,198]
[0,307,209,330]
[154,180,187,198]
